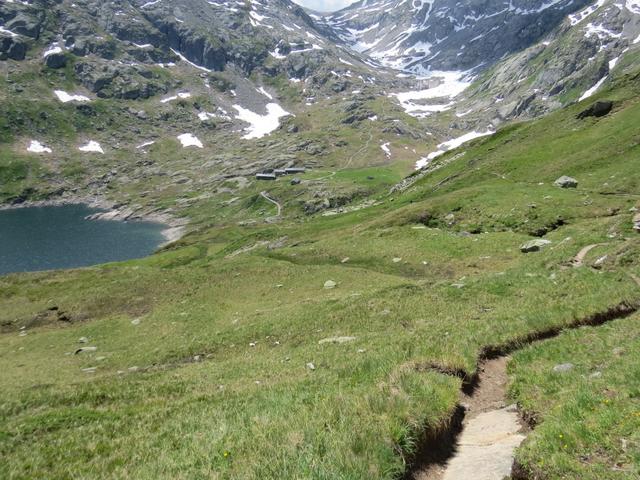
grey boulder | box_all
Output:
[520,239,552,253]
[554,176,578,188]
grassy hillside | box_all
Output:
[1,71,640,479]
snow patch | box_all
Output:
[392,71,472,118]
[416,130,495,169]
[160,92,191,103]
[27,141,52,153]
[54,90,90,103]
[79,141,104,153]
[233,103,291,140]
[177,133,203,148]
[380,142,391,157]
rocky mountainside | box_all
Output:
[0,0,382,100]
[320,0,595,73]
[3,0,640,217]
[460,0,640,121]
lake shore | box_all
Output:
[0,196,188,246]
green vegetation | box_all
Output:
[511,312,640,479]
[2,66,640,480]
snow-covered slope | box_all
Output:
[459,0,640,121]
[322,0,594,74]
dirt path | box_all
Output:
[407,299,639,480]
[572,243,607,267]
[260,191,282,217]
[414,357,526,480]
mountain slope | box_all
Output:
[458,0,640,122]
[2,61,640,479]
[321,0,594,73]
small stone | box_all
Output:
[392,257,402,263]
[128,366,139,372]
[589,371,602,379]
[131,318,141,326]
[324,280,337,289]
[593,255,608,267]
[19,331,27,337]
[79,337,89,343]
[613,347,626,356]
[82,367,97,373]
[193,355,202,362]
[319,336,356,345]
[74,347,97,355]
[553,363,574,373]
[306,362,316,371]
[249,342,257,347]
[341,257,350,263]
[96,356,106,362]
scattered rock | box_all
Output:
[306,362,316,371]
[520,239,552,253]
[633,213,640,232]
[324,280,337,289]
[318,336,356,345]
[392,257,402,263]
[131,318,141,326]
[553,363,574,373]
[45,52,67,69]
[589,371,602,379]
[290,177,301,185]
[554,176,578,189]
[341,257,350,264]
[577,100,613,120]
[78,337,89,344]
[81,367,97,373]
[75,347,97,354]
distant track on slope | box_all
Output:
[260,191,282,217]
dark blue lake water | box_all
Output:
[0,204,166,275]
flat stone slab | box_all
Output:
[442,408,526,480]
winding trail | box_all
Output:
[408,299,640,480]
[572,243,608,267]
[260,191,282,217]
[416,358,526,480]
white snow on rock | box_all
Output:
[170,48,212,72]
[569,0,606,25]
[160,92,191,103]
[43,44,63,57]
[232,103,291,139]
[0,26,19,37]
[579,76,608,101]
[54,90,90,103]
[79,141,104,153]
[177,133,203,148]
[136,141,155,149]
[27,141,52,153]
[392,71,472,118]
[416,129,495,169]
